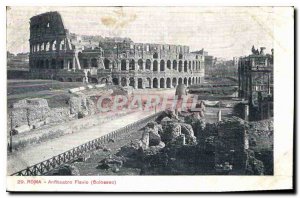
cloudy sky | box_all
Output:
[7,7,275,59]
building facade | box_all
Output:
[29,11,205,89]
[238,47,273,120]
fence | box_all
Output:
[11,111,162,176]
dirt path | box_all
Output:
[7,109,155,175]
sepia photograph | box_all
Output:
[4,5,294,192]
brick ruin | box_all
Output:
[29,11,205,89]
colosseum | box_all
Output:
[29,11,205,89]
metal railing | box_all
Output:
[11,111,162,176]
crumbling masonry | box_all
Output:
[29,11,205,89]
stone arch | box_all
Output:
[67,78,73,82]
[196,61,198,70]
[91,58,98,67]
[112,78,119,85]
[138,59,143,70]
[59,59,64,69]
[184,77,187,85]
[179,54,183,59]
[121,59,127,70]
[192,77,195,84]
[188,77,191,85]
[166,78,171,88]
[129,59,135,70]
[40,60,44,68]
[59,40,65,51]
[173,60,177,70]
[193,61,195,70]
[189,61,192,70]
[178,78,183,85]
[172,78,177,87]
[160,60,165,71]
[104,58,110,69]
[146,59,151,70]
[129,77,135,87]
[184,61,188,72]
[51,59,56,69]
[76,78,83,82]
[153,60,158,71]
[153,78,158,88]
[45,42,50,51]
[167,60,171,70]
[58,77,64,82]
[121,77,127,86]
[153,52,158,59]
[45,59,49,69]
[52,40,57,51]
[160,78,165,88]
[179,60,183,72]
[138,78,143,89]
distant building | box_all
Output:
[28,11,205,88]
[238,46,273,120]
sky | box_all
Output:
[6,6,275,59]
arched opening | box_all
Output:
[193,61,195,70]
[52,40,56,51]
[59,60,64,69]
[153,78,158,88]
[160,78,165,88]
[51,59,56,69]
[192,77,195,84]
[68,59,73,69]
[121,59,127,71]
[45,60,49,69]
[189,61,192,71]
[45,42,50,51]
[112,78,119,85]
[100,78,107,84]
[129,59,135,70]
[138,78,143,89]
[184,61,188,72]
[188,78,191,85]
[146,78,151,88]
[153,52,158,59]
[178,78,183,85]
[76,78,82,82]
[146,59,151,70]
[40,60,44,68]
[167,60,171,70]
[121,77,127,87]
[153,60,158,71]
[67,78,73,82]
[166,78,171,88]
[184,78,187,85]
[90,78,98,84]
[129,77,135,87]
[179,61,183,72]
[196,61,198,70]
[172,78,177,87]
[59,40,65,51]
[160,60,165,71]
[58,78,64,82]
[179,54,183,59]
[104,58,110,69]
[138,59,143,70]
[83,59,89,69]
[173,60,177,70]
